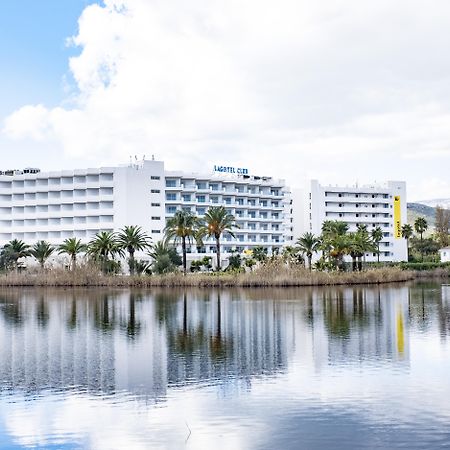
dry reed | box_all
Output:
[0,264,415,288]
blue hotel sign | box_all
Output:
[214,165,249,175]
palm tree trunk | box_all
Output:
[182,237,187,274]
[72,254,76,271]
[129,248,135,276]
[377,244,380,263]
[308,255,312,271]
[215,237,221,271]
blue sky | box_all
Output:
[0,1,95,117]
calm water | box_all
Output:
[0,283,449,449]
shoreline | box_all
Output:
[0,267,420,288]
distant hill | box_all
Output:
[407,202,436,228]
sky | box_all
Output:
[1,0,450,201]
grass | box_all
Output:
[0,263,415,288]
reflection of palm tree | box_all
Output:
[210,293,228,359]
[125,293,142,339]
[323,290,350,338]
[68,297,77,329]
[36,296,49,328]
[0,294,23,326]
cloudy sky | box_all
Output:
[2,0,450,201]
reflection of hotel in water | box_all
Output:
[0,290,296,398]
[304,286,411,371]
[0,286,421,399]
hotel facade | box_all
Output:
[0,160,294,266]
[293,180,408,262]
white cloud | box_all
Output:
[3,0,450,200]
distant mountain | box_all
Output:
[414,199,450,208]
[407,202,436,228]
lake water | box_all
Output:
[0,282,449,449]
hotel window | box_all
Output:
[151,189,161,193]
[210,184,219,191]
[74,176,86,183]
[260,200,267,207]
[152,230,161,234]
[151,176,160,180]
[166,179,177,187]
[260,212,268,219]
[248,199,255,206]
[151,203,160,207]
[248,211,256,218]
[197,208,206,215]
[99,173,113,181]
[197,195,206,203]
[196,182,207,189]
[167,206,177,214]
[87,175,99,182]
[100,187,113,195]
[224,197,231,205]
[151,216,161,220]
[236,198,244,205]
[211,196,219,204]
[166,193,176,201]
[182,194,191,202]
[182,207,191,212]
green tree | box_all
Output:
[252,246,268,263]
[1,239,31,271]
[200,206,238,271]
[58,238,86,271]
[117,225,151,275]
[245,257,256,271]
[296,232,320,270]
[165,210,201,274]
[401,223,414,261]
[87,231,124,273]
[370,226,384,263]
[149,239,182,274]
[31,240,54,269]
[414,217,428,261]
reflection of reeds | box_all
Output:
[0,265,414,287]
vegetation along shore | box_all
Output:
[0,206,448,288]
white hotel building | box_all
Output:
[294,180,408,262]
[0,160,293,265]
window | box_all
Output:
[210,184,219,191]
[151,176,160,180]
[182,194,191,202]
[236,198,244,205]
[166,193,176,201]
[152,230,161,234]
[211,196,219,204]
[197,195,206,203]
[151,216,161,220]
[166,179,177,187]
[167,206,177,213]
[196,182,207,189]
[197,208,206,215]
[224,197,231,205]
[151,189,160,194]
[151,203,160,207]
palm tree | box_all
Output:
[401,223,413,261]
[58,238,86,271]
[201,206,238,271]
[370,226,384,263]
[165,210,201,274]
[414,217,428,261]
[296,232,320,270]
[31,240,54,269]
[87,231,124,272]
[117,225,151,275]
[2,239,31,271]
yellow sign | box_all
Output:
[394,195,401,239]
